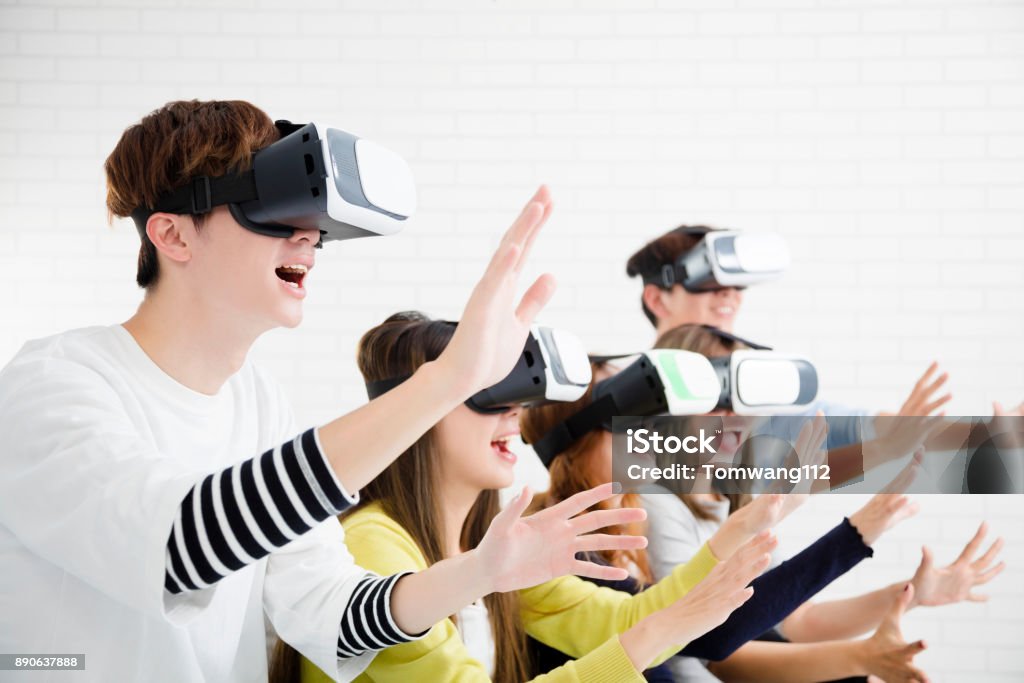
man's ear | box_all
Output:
[146,213,193,264]
[642,283,670,322]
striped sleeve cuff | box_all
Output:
[165,428,358,595]
[336,571,430,659]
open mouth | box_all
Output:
[718,429,742,454]
[490,436,517,464]
[275,264,308,290]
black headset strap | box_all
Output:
[152,171,259,215]
[530,392,619,467]
[640,226,714,288]
[129,170,259,237]
[699,325,773,351]
[587,352,637,364]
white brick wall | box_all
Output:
[1,1,1022,679]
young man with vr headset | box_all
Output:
[625,226,1024,452]
[0,100,651,682]
[624,226,962,448]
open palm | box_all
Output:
[477,483,648,593]
[437,186,557,399]
[862,584,930,683]
[911,522,1005,607]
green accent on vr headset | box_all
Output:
[656,353,704,400]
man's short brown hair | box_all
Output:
[104,100,279,289]
[625,225,719,327]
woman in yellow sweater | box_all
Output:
[274,311,788,683]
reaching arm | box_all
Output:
[782,519,1006,643]
[777,483,920,643]
[778,582,903,642]
[390,483,648,635]
[710,640,868,683]
[710,613,929,683]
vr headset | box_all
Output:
[710,350,818,415]
[131,120,416,245]
[530,350,721,466]
[644,228,790,293]
[698,327,819,415]
[366,325,592,414]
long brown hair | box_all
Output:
[271,312,530,683]
[653,323,753,516]
[521,362,653,585]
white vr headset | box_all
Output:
[645,229,790,292]
[710,350,819,415]
[366,324,592,414]
[131,120,416,245]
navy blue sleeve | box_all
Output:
[680,517,872,661]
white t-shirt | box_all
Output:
[0,325,373,682]
[455,600,495,677]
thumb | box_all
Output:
[489,483,532,536]
[892,583,915,621]
[918,546,933,574]
[993,401,1004,416]
[900,639,927,659]
[492,486,533,533]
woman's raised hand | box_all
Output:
[857,585,930,683]
[909,521,1005,608]
[711,490,805,561]
[618,531,775,672]
[889,362,952,418]
[848,451,923,546]
[475,482,648,594]
[661,531,776,645]
[436,186,557,400]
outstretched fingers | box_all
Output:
[914,362,940,392]
[575,533,648,554]
[487,486,534,538]
[570,559,631,582]
[570,506,647,535]
[513,186,553,273]
[729,531,777,574]
[972,536,1004,571]
[498,186,551,271]
[533,482,617,523]
[974,560,1007,587]
[515,273,557,326]
[922,393,952,416]
[883,450,923,495]
[955,522,988,564]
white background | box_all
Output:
[1,0,1022,680]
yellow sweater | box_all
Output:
[301,502,719,683]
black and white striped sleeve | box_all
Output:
[164,428,357,594]
[336,571,429,658]
[164,428,426,658]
